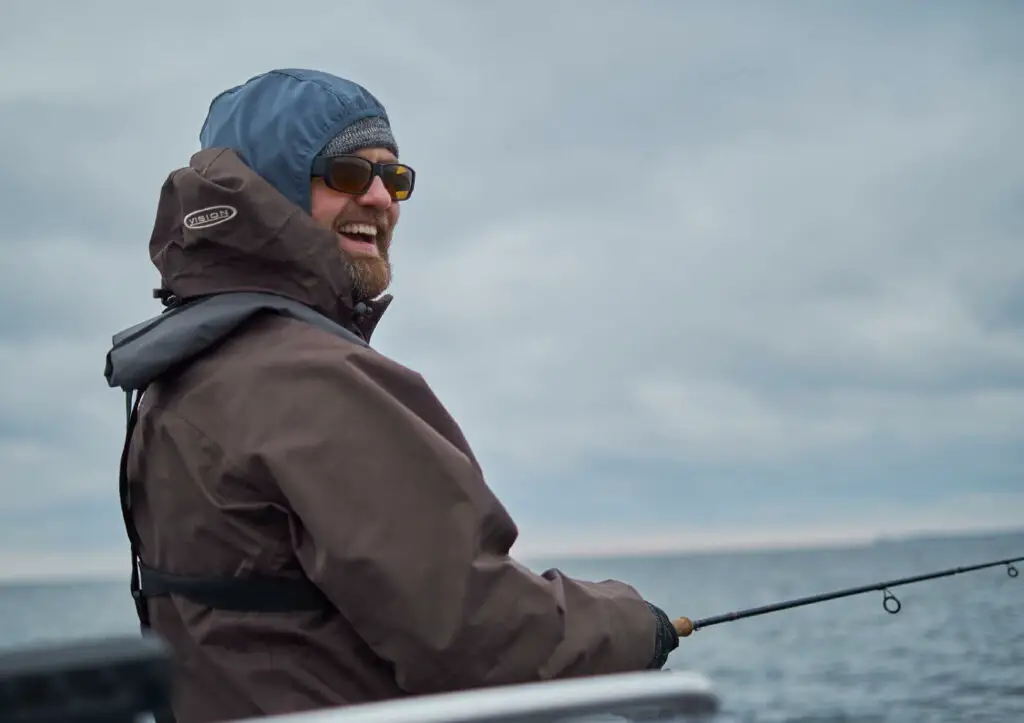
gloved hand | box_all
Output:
[645,602,680,669]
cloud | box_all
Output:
[1,1,1022,578]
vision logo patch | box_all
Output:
[183,205,238,230]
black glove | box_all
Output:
[645,601,680,669]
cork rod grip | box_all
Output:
[673,617,694,638]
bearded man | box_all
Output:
[105,68,679,723]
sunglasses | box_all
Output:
[310,155,416,202]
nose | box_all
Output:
[357,176,393,210]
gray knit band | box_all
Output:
[320,115,398,158]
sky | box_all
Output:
[0,1,1022,581]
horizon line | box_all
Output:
[1,523,1021,586]
[519,523,1024,563]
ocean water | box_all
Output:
[0,530,1021,722]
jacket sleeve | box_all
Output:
[248,342,664,694]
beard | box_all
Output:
[333,209,394,302]
[344,251,392,302]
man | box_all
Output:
[105,68,679,723]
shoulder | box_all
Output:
[200,312,432,414]
[235,312,424,383]
[225,314,472,453]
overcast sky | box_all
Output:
[1,1,1021,580]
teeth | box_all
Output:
[337,223,377,237]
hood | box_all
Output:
[108,145,382,394]
[149,146,390,334]
[199,68,393,213]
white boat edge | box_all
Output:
[246,669,720,723]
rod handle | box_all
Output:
[673,617,694,638]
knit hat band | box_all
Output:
[320,116,398,159]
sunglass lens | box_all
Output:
[327,157,374,195]
[382,165,415,201]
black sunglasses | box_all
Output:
[310,155,415,202]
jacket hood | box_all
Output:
[149,146,390,335]
[199,68,393,213]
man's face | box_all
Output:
[309,147,402,301]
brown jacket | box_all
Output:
[110,148,672,723]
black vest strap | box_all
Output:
[138,564,328,612]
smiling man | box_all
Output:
[105,68,678,723]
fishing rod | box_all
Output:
[672,554,1022,637]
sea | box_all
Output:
[0,530,1020,723]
